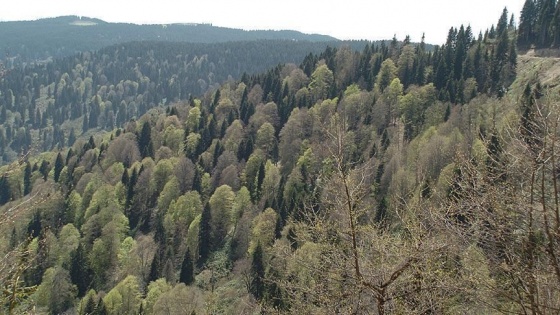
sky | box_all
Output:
[1,0,525,44]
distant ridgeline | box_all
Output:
[0,16,338,62]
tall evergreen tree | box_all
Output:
[197,203,212,268]
[537,0,557,47]
[95,299,108,315]
[552,1,560,46]
[39,160,50,180]
[179,248,194,285]
[250,243,265,300]
[23,161,32,195]
[148,249,162,283]
[138,121,154,158]
[70,243,92,297]
[53,152,64,183]
[68,128,76,147]
[82,295,96,315]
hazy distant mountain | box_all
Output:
[0,16,338,62]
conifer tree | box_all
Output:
[139,122,153,158]
[70,243,92,297]
[82,295,96,315]
[39,160,49,180]
[0,175,10,206]
[23,162,31,195]
[68,128,76,147]
[179,248,194,285]
[148,250,162,283]
[53,152,64,183]
[197,203,212,268]
[250,242,265,300]
[95,299,108,315]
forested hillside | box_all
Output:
[0,39,372,165]
[0,16,337,63]
[2,4,560,315]
[518,0,560,49]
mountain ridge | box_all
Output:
[0,16,338,62]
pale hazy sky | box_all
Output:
[1,0,525,44]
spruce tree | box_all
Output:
[179,248,194,285]
[95,299,108,315]
[250,243,265,300]
[0,176,9,206]
[138,121,154,158]
[53,152,64,183]
[23,162,32,195]
[39,160,49,180]
[148,250,162,283]
[82,295,96,315]
[70,243,92,297]
[68,128,76,146]
[198,203,212,268]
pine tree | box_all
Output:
[179,248,194,285]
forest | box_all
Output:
[1,1,560,314]
[0,16,337,63]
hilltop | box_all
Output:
[0,16,338,62]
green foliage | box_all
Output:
[144,279,172,314]
[209,185,235,248]
[309,64,335,100]
[35,266,77,314]
[376,59,397,93]
[0,7,538,313]
[103,275,142,315]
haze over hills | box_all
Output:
[0,16,338,62]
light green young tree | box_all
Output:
[103,275,142,315]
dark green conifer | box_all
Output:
[197,203,212,268]
[138,121,154,158]
[148,249,162,283]
[250,243,265,300]
[23,162,32,195]
[70,243,92,297]
[179,248,194,285]
[53,152,64,183]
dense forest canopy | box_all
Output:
[518,0,560,49]
[2,3,560,314]
[0,16,338,62]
